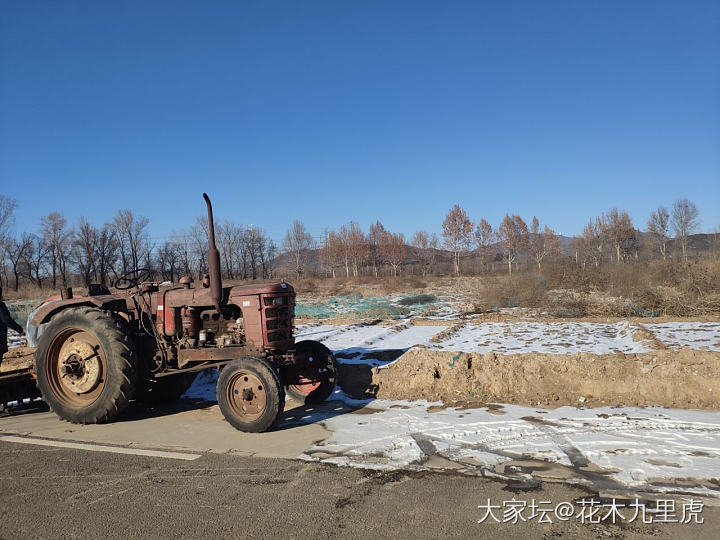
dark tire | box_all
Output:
[136,373,197,404]
[34,307,139,424]
[284,340,337,405]
[217,357,284,433]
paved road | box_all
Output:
[1,438,717,540]
[1,401,718,539]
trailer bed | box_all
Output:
[0,347,38,405]
[1,347,35,373]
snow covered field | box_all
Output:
[295,320,720,358]
[643,322,720,352]
[429,321,650,355]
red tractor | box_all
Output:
[28,194,336,432]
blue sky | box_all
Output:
[1,0,718,245]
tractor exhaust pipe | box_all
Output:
[203,193,223,312]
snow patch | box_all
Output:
[429,321,650,355]
[642,322,720,352]
[303,400,720,495]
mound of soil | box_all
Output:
[345,348,720,409]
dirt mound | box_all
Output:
[630,325,668,350]
[357,348,720,409]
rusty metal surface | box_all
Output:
[230,283,295,295]
[30,296,127,327]
[43,328,107,408]
[225,369,267,421]
[203,193,223,313]
[154,361,229,377]
[177,346,258,368]
[260,292,294,351]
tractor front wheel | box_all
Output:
[217,357,284,433]
[34,307,139,424]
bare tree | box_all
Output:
[238,228,250,279]
[72,218,99,287]
[368,221,386,278]
[647,206,670,261]
[113,210,151,275]
[337,222,367,277]
[41,212,71,288]
[169,231,194,279]
[24,234,49,287]
[95,224,117,286]
[0,195,17,242]
[283,219,313,281]
[497,214,528,273]
[245,226,261,280]
[318,229,331,277]
[473,218,494,272]
[580,217,606,267]
[241,226,274,280]
[410,230,438,276]
[188,216,211,277]
[4,234,33,290]
[442,205,473,276]
[352,222,369,277]
[529,217,561,270]
[672,198,699,262]
[156,242,180,282]
[0,196,18,287]
[217,221,243,279]
[571,235,589,269]
[603,208,635,263]
[378,231,407,277]
[260,234,277,279]
[320,230,343,278]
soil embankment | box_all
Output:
[340,347,720,409]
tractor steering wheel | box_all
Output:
[114,268,153,290]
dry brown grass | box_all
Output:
[549,259,720,317]
[1,284,58,302]
[443,258,720,318]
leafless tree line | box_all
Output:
[0,192,710,291]
[0,195,276,291]
[286,197,706,278]
[573,199,701,269]
[309,221,410,279]
[438,206,562,275]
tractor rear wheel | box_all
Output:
[285,340,338,405]
[136,373,197,404]
[217,357,284,433]
[34,307,139,424]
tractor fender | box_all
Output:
[27,296,127,347]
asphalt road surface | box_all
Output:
[0,438,717,539]
[0,398,718,539]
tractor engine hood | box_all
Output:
[229,282,294,296]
